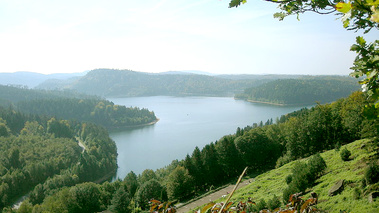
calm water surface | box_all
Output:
[108,96,308,179]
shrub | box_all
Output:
[340,147,351,161]
[307,153,327,182]
[256,198,268,211]
[291,161,310,192]
[282,183,299,204]
[364,164,379,185]
[276,154,292,168]
[282,155,327,204]
[267,194,281,211]
[285,174,293,184]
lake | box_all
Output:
[108,96,309,180]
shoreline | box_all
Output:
[245,99,286,106]
[94,169,118,184]
[244,99,312,107]
[108,118,160,130]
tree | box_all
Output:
[138,169,157,185]
[191,146,205,190]
[0,118,10,137]
[215,135,244,178]
[109,187,131,213]
[124,171,139,197]
[166,166,192,200]
[201,143,224,185]
[20,121,45,136]
[8,148,21,169]
[229,0,379,113]
[135,179,165,210]
[47,118,73,138]
[235,128,281,171]
[68,182,102,213]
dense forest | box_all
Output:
[36,69,293,97]
[7,91,377,212]
[235,77,361,105]
[0,85,157,128]
[0,107,117,211]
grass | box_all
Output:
[192,138,379,212]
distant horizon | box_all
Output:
[0,1,377,76]
[1,68,349,76]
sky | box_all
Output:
[0,0,377,75]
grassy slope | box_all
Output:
[195,138,379,212]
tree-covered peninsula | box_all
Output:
[235,77,360,105]
[0,85,158,129]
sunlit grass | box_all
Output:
[193,138,379,212]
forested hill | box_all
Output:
[0,85,157,128]
[235,77,361,105]
[0,107,118,211]
[36,69,291,97]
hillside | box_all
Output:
[0,71,86,88]
[236,77,360,105]
[35,69,296,97]
[0,85,158,129]
[194,138,379,212]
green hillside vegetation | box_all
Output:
[39,69,287,97]
[16,98,157,129]
[0,85,157,129]
[196,138,379,213]
[0,107,118,211]
[10,91,378,213]
[235,77,360,105]
[0,85,93,107]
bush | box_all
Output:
[267,194,281,211]
[276,154,292,168]
[256,198,268,211]
[282,183,299,204]
[291,161,310,192]
[364,164,379,185]
[307,153,327,182]
[340,147,351,161]
[285,175,293,184]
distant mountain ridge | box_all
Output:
[37,69,282,97]
[0,71,87,88]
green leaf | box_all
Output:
[368,70,378,79]
[335,2,352,13]
[350,44,360,51]
[356,36,366,46]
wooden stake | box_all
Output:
[218,167,248,213]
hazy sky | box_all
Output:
[0,0,377,75]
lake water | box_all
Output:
[108,96,308,179]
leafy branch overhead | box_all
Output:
[229,0,379,115]
[229,0,379,31]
